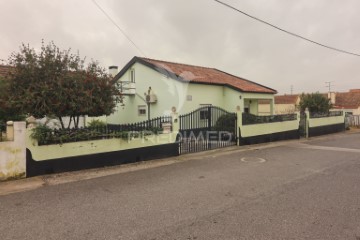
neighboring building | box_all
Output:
[330,89,360,115]
[263,89,360,115]
[258,95,299,115]
[106,57,277,124]
[0,65,13,79]
[274,94,300,114]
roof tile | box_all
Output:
[138,57,277,94]
[274,94,299,104]
[0,65,13,78]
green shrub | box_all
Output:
[87,119,107,128]
[30,121,164,145]
[30,124,53,145]
[214,114,236,132]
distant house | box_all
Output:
[274,94,300,114]
[258,95,299,115]
[261,90,360,115]
[106,57,277,124]
[0,65,13,79]
[330,89,360,115]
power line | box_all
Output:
[325,81,334,92]
[91,0,146,57]
[214,0,360,57]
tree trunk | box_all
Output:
[58,116,65,129]
[67,116,73,129]
[74,116,80,129]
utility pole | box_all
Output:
[325,81,333,92]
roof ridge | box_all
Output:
[114,56,277,94]
[214,68,277,93]
[138,57,215,70]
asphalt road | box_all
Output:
[1,132,360,240]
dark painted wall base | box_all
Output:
[26,143,179,177]
[239,129,299,145]
[308,123,345,137]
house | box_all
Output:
[274,94,300,114]
[263,90,360,115]
[106,57,277,124]
[330,89,360,115]
[258,95,299,115]
[0,65,13,79]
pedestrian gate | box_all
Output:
[179,106,237,154]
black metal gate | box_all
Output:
[179,106,237,154]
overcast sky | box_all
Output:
[1,0,359,94]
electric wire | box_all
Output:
[214,0,360,57]
[91,0,146,57]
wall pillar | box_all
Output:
[171,112,179,133]
[0,121,26,181]
[6,121,14,141]
[270,99,275,115]
[237,110,242,146]
[305,108,310,138]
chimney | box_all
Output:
[327,92,336,104]
[109,66,118,78]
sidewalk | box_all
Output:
[1,129,359,196]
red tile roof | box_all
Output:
[349,89,360,93]
[116,57,277,94]
[0,65,13,78]
[333,91,360,109]
[274,94,299,104]
[274,91,360,109]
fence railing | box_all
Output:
[309,111,343,119]
[107,116,172,132]
[33,116,173,146]
[347,115,360,127]
[242,113,297,125]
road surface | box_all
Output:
[1,132,360,239]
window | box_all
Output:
[130,69,135,83]
[138,105,146,116]
[199,104,211,120]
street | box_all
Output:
[1,132,360,240]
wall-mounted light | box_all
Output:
[239,95,242,99]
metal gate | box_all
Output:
[179,106,237,154]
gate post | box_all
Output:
[237,110,242,146]
[305,108,310,138]
[207,106,212,149]
[207,106,212,130]
[171,111,179,133]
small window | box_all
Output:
[186,95,192,101]
[199,104,211,120]
[130,69,135,83]
[138,105,146,116]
